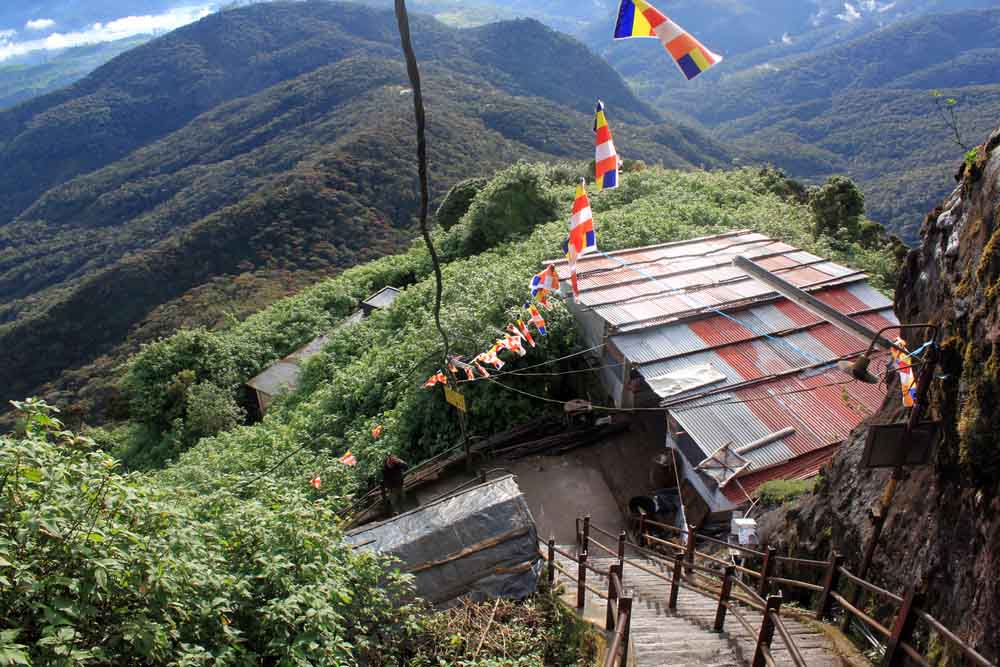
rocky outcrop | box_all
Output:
[760,129,1000,662]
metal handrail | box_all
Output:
[770,576,823,593]
[603,604,631,667]
[830,592,891,638]
[591,518,998,667]
[915,609,996,667]
[587,535,619,559]
[838,566,904,604]
[770,611,809,667]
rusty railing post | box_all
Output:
[815,551,844,620]
[752,594,783,667]
[715,565,736,632]
[684,525,697,575]
[885,584,924,667]
[618,529,627,571]
[577,550,588,609]
[547,537,556,587]
[619,597,633,667]
[669,551,684,610]
[638,513,647,547]
[606,563,621,632]
[759,545,777,598]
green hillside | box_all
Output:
[608,7,1000,243]
[0,1,730,414]
[0,153,900,666]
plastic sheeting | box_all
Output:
[346,475,540,606]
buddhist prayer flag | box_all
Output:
[505,334,527,357]
[371,424,384,440]
[530,264,561,298]
[566,179,597,259]
[614,0,722,81]
[515,320,536,348]
[338,450,357,466]
[423,371,449,389]
[594,100,619,190]
[564,179,596,297]
[528,305,547,336]
[311,475,322,489]
[891,338,917,408]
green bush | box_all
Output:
[0,400,419,666]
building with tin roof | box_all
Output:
[550,230,896,521]
[247,287,401,416]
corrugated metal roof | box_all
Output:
[247,361,302,396]
[363,286,401,309]
[564,232,899,496]
[722,444,841,503]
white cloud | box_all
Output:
[781,32,794,45]
[0,5,213,61]
[837,2,862,22]
[25,18,56,31]
[0,29,15,43]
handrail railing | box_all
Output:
[543,519,997,667]
[622,513,998,667]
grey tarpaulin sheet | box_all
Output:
[346,475,540,606]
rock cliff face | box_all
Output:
[760,129,1000,662]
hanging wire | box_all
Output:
[393,0,450,374]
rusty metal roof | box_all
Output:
[556,232,900,492]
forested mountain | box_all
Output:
[602,7,1000,242]
[0,1,729,412]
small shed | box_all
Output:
[346,475,541,606]
[246,286,401,416]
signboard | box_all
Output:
[444,386,467,413]
[860,422,939,469]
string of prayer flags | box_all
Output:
[339,450,357,466]
[528,305,548,336]
[613,0,722,81]
[423,371,449,389]
[514,320,536,348]
[504,333,527,357]
[891,338,917,408]
[530,264,560,298]
[594,100,620,190]
[475,361,490,378]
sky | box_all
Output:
[0,4,215,61]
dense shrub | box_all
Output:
[0,400,419,666]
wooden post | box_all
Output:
[815,551,844,620]
[638,513,647,547]
[685,525,697,575]
[575,517,581,552]
[547,537,556,587]
[618,530,627,571]
[759,546,777,598]
[669,551,684,610]
[577,551,588,609]
[582,515,591,555]
[884,584,924,667]
[606,563,621,632]
[715,565,736,632]
[752,594,783,667]
[619,597,633,667]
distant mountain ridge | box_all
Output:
[604,6,1000,242]
[0,1,728,410]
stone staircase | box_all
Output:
[554,550,855,667]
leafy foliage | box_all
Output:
[0,2,729,412]
[1,399,421,665]
[114,165,900,488]
[809,176,865,239]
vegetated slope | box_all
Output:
[0,1,729,411]
[602,7,1000,244]
[113,163,898,474]
[760,128,1000,662]
[0,39,149,111]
